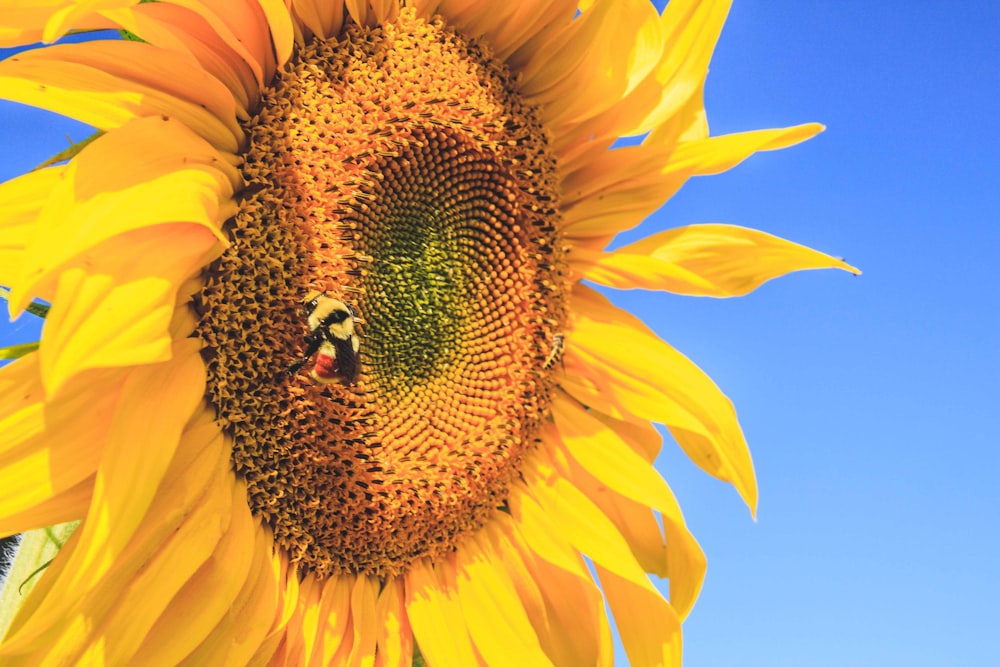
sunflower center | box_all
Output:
[195,10,566,578]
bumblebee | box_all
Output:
[542,333,565,370]
[287,291,360,385]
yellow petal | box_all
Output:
[0,350,222,662]
[37,223,221,397]
[0,40,243,151]
[590,486,668,577]
[659,123,825,174]
[374,576,413,667]
[11,115,235,316]
[287,576,325,663]
[555,0,726,150]
[508,479,585,575]
[516,459,683,660]
[561,124,830,246]
[404,556,482,667]
[581,223,859,296]
[0,166,64,289]
[475,517,551,660]
[289,0,345,41]
[669,81,709,144]
[571,245,715,292]
[589,408,664,462]
[0,352,45,442]
[369,0,399,24]
[433,0,517,43]
[504,515,613,667]
[344,575,378,667]
[94,4,247,114]
[625,0,732,136]
[295,574,354,666]
[0,521,80,645]
[522,0,662,129]
[79,446,234,666]
[565,285,758,514]
[561,140,684,207]
[0,0,132,47]
[38,343,204,612]
[309,576,367,666]
[561,144,693,242]
[0,477,91,538]
[0,354,119,527]
[164,0,274,87]
[519,457,657,594]
[258,0,295,68]
[551,398,706,618]
[130,470,258,665]
[142,515,277,666]
[488,0,578,64]
[597,564,682,667]
[454,532,552,666]
[345,0,371,26]
[409,0,440,20]
[218,548,285,667]
[238,553,298,667]
[343,0,399,27]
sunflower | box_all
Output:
[0,1,856,665]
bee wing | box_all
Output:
[332,335,360,383]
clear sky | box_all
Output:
[1,3,998,666]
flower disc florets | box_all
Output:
[195,10,566,578]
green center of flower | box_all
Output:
[357,126,511,386]
[195,10,566,578]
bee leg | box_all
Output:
[284,334,322,378]
[285,357,309,376]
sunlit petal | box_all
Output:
[578,223,859,296]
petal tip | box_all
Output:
[838,258,862,276]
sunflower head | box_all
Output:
[0,1,858,665]
[193,9,568,578]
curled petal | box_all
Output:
[0,41,244,151]
[522,0,662,130]
[624,0,731,138]
[565,285,758,514]
[656,123,825,173]
[0,167,64,289]
[455,532,551,666]
[0,0,136,48]
[10,115,235,316]
[597,564,682,667]
[578,223,859,296]
[37,224,221,396]
[552,399,706,618]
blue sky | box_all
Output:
[1,3,998,666]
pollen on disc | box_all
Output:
[194,9,567,578]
